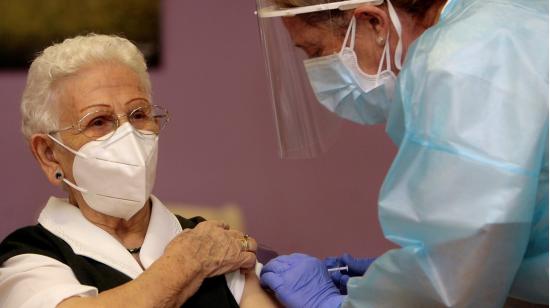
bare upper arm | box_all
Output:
[57,296,104,308]
[239,268,281,308]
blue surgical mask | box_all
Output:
[303,0,402,125]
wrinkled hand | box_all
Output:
[165,220,257,278]
[260,253,343,308]
[324,253,376,294]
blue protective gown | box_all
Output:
[343,0,549,306]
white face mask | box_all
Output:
[303,0,402,125]
[49,123,159,220]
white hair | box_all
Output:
[20,33,152,140]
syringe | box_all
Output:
[327,265,348,272]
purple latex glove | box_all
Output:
[260,253,343,308]
[324,253,376,295]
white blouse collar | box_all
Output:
[37,195,182,279]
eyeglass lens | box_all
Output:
[78,105,169,139]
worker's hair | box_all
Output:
[272,0,441,27]
[20,34,151,140]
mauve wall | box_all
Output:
[0,0,397,258]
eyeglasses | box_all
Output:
[49,104,170,140]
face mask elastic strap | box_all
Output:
[384,31,391,71]
[341,16,357,52]
[48,134,87,158]
[374,32,391,84]
[62,178,88,193]
[386,0,402,70]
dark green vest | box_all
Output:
[0,215,239,308]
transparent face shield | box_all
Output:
[255,0,383,159]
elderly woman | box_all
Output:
[0,34,277,308]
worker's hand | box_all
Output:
[165,220,257,278]
[260,253,343,308]
[324,253,376,295]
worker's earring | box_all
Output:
[376,36,385,46]
[54,169,64,181]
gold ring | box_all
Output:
[240,235,250,251]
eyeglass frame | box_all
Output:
[48,104,170,139]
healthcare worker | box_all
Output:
[255,0,548,307]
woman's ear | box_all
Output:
[353,4,391,45]
[30,134,63,186]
